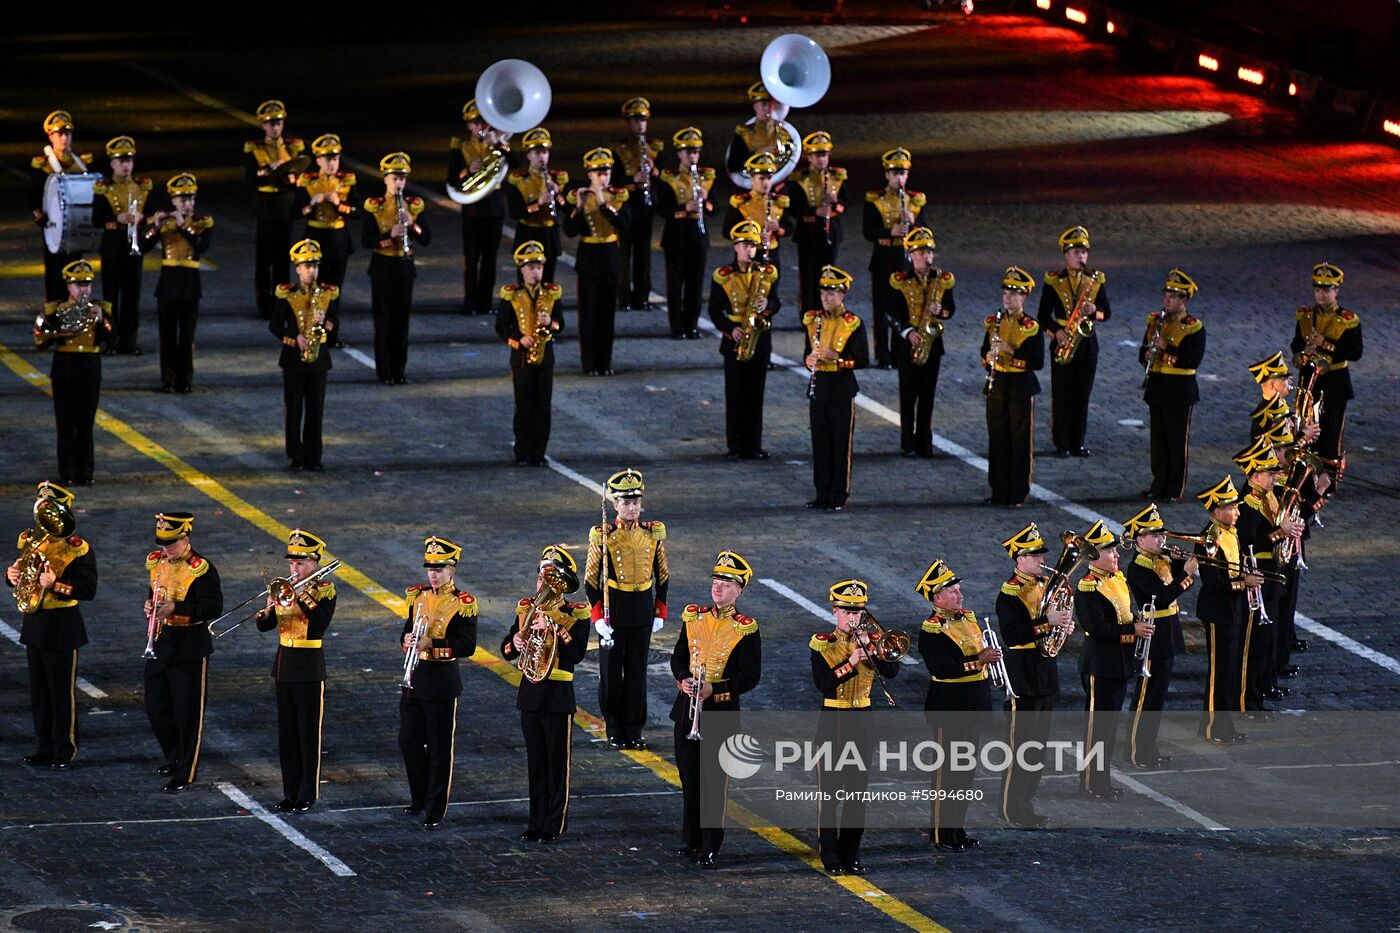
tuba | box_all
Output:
[910,275,950,367]
[448,59,551,206]
[1036,531,1098,657]
[518,565,569,683]
[12,497,77,614]
[735,264,772,363]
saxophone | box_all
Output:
[525,288,552,366]
[735,264,771,363]
[518,566,569,683]
[910,273,948,367]
[1052,269,1101,365]
[298,282,328,364]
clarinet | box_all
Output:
[689,163,706,236]
[807,314,823,401]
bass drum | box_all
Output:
[43,173,102,254]
[724,117,802,190]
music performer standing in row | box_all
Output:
[1194,476,1260,746]
[804,265,869,512]
[724,152,788,316]
[295,134,357,347]
[586,469,668,749]
[1140,269,1205,502]
[1262,419,1325,681]
[995,524,1072,828]
[725,82,791,180]
[983,266,1043,509]
[254,529,336,813]
[709,220,779,461]
[1292,262,1362,461]
[785,131,847,317]
[497,241,563,466]
[863,148,930,368]
[564,148,630,376]
[31,111,93,301]
[890,227,955,459]
[244,101,307,318]
[143,511,222,793]
[8,482,93,771]
[35,260,113,486]
[655,127,715,339]
[1248,351,1318,445]
[500,545,591,842]
[918,560,994,851]
[671,550,761,868]
[1122,504,1193,769]
[273,240,339,472]
[505,128,566,284]
[1075,521,1141,799]
[91,135,150,355]
[363,152,429,386]
[142,173,213,395]
[399,536,478,830]
[448,100,516,315]
[1040,226,1110,458]
[811,580,898,874]
[612,97,664,312]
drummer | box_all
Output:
[30,110,96,301]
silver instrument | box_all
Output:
[685,651,705,741]
[395,192,413,256]
[1245,545,1272,625]
[982,616,1017,700]
[1141,308,1165,389]
[207,559,341,639]
[402,601,426,689]
[983,307,1006,397]
[127,189,142,256]
[689,163,706,236]
[638,133,652,208]
[143,582,165,660]
[806,313,823,400]
[35,297,100,341]
[1134,595,1157,677]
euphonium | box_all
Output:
[735,264,771,364]
[518,566,569,683]
[910,274,950,367]
[1036,531,1098,658]
[12,497,76,614]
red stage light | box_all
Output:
[1065,7,1087,24]
[1383,119,1400,138]
[1237,67,1265,86]
[1198,54,1220,72]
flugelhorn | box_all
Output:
[207,559,341,639]
[685,651,705,742]
[981,616,1017,700]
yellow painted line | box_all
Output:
[4,287,948,931]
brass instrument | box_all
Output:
[1141,309,1165,389]
[1277,450,1324,565]
[525,289,552,366]
[1293,365,1324,445]
[1134,595,1156,677]
[207,559,341,639]
[637,133,653,208]
[143,583,167,660]
[34,298,101,342]
[853,609,909,707]
[897,186,910,238]
[451,132,512,205]
[910,273,949,367]
[518,566,569,683]
[1159,531,1286,583]
[685,650,705,741]
[395,192,413,256]
[981,616,1017,700]
[299,281,328,364]
[402,602,426,689]
[1053,271,1098,365]
[1245,545,1272,624]
[12,497,77,614]
[1036,531,1099,658]
[983,307,1006,397]
[126,190,142,256]
[735,263,771,364]
[689,163,706,237]
[1292,307,1335,376]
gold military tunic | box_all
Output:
[811,629,879,707]
[17,531,89,611]
[146,550,212,629]
[298,171,357,230]
[507,168,569,229]
[500,282,562,358]
[365,196,425,258]
[565,187,629,243]
[714,263,778,321]
[803,309,862,373]
[36,300,114,353]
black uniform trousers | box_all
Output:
[513,226,560,285]
[1050,347,1096,452]
[725,348,770,457]
[1275,561,1302,678]
[599,622,651,744]
[1201,621,1241,742]
[1127,654,1173,766]
[255,216,293,317]
[1081,673,1127,794]
[51,353,101,483]
[870,279,902,366]
[461,214,504,314]
[1001,693,1052,823]
[510,348,553,462]
[1242,606,1275,711]
[986,389,1034,505]
[282,370,327,467]
[522,710,573,836]
[619,202,653,309]
[816,709,873,868]
[157,298,199,390]
[27,646,79,763]
[897,350,941,455]
[276,681,324,804]
[675,716,734,855]
[369,255,414,382]
[100,248,144,352]
[576,243,620,373]
[665,243,708,335]
[145,656,209,782]
[927,713,984,842]
[399,692,458,821]
[1148,400,1193,499]
[1317,398,1348,462]
[810,398,855,507]
[43,246,81,302]
[796,233,837,320]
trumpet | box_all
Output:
[1036,531,1098,657]
[143,583,166,660]
[1245,545,1272,624]
[1141,308,1165,389]
[402,602,426,689]
[853,609,909,707]
[981,617,1017,700]
[685,653,705,742]
[207,559,342,639]
[1134,595,1156,677]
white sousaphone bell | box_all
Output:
[726,33,831,189]
[446,59,553,205]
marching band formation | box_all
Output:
[15,41,1365,873]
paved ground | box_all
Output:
[1,13,1398,932]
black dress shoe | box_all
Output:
[333,340,345,349]
[381,378,395,385]
[875,361,893,370]
[934,838,965,852]
[599,369,615,376]
[902,450,917,458]
[806,499,825,509]
[274,799,296,812]
[629,738,648,750]
[404,805,424,815]
[1009,812,1049,829]
[1292,639,1308,652]
[514,457,529,466]
[671,332,687,340]
[522,830,543,841]
[394,377,409,385]
[423,816,443,830]
[22,754,53,767]
[825,503,845,512]
[1080,786,1122,800]
[129,346,144,356]
[49,761,70,771]
[1005,500,1025,509]
[307,464,324,472]
[292,800,313,812]
[982,496,1004,506]
[159,383,174,394]
[917,449,935,459]
[686,330,701,339]
[177,385,193,394]
[842,858,867,874]
[77,478,94,486]
[156,763,174,776]
[162,779,189,794]
[958,830,981,849]
[1072,447,1091,457]
[824,864,845,875]
[1281,665,1300,678]
[607,737,623,748]
[696,851,718,868]
[1054,448,1070,458]
[537,832,560,843]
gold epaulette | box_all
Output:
[500,284,519,298]
[449,136,463,149]
[93,179,108,194]
[516,597,532,609]
[1000,578,1021,596]
[1018,314,1039,334]
[729,192,745,207]
[644,520,666,541]
[1077,576,1099,592]
[1133,553,1158,570]
[1179,315,1203,335]
[189,216,214,232]
[364,196,383,210]
[507,168,528,184]
[544,283,561,294]
[921,617,944,633]
[909,191,926,208]
[274,284,294,299]
[842,312,860,327]
[138,177,152,191]
[810,632,836,650]
[243,141,256,154]
[939,270,955,287]
[405,197,424,214]
[570,604,591,622]
[554,170,570,187]
[322,285,340,299]
[187,555,209,577]
[890,271,907,287]
[700,167,716,180]
[1044,270,1062,283]
[864,190,881,202]
[610,186,630,203]
[1338,309,1360,328]
[406,584,427,597]
[775,194,790,208]
[761,263,777,279]
[65,536,89,558]
[734,614,758,635]
[683,604,703,623]
[286,138,305,154]
[803,310,820,325]
[588,525,606,546]
[713,267,731,283]
[17,529,32,548]
[341,171,356,186]
[457,591,478,615]
[146,550,162,570]
[831,167,848,180]
[31,155,46,169]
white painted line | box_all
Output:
[2,617,106,698]
[759,577,830,621]
[1291,618,1400,678]
[0,619,19,645]
[544,455,606,497]
[341,346,377,372]
[1110,769,1230,831]
[215,782,356,877]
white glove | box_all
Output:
[594,619,614,645]
[651,616,664,634]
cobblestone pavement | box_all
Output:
[0,14,1397,932]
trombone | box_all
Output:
[207,559,341,639]
[1157,532,1286,584]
